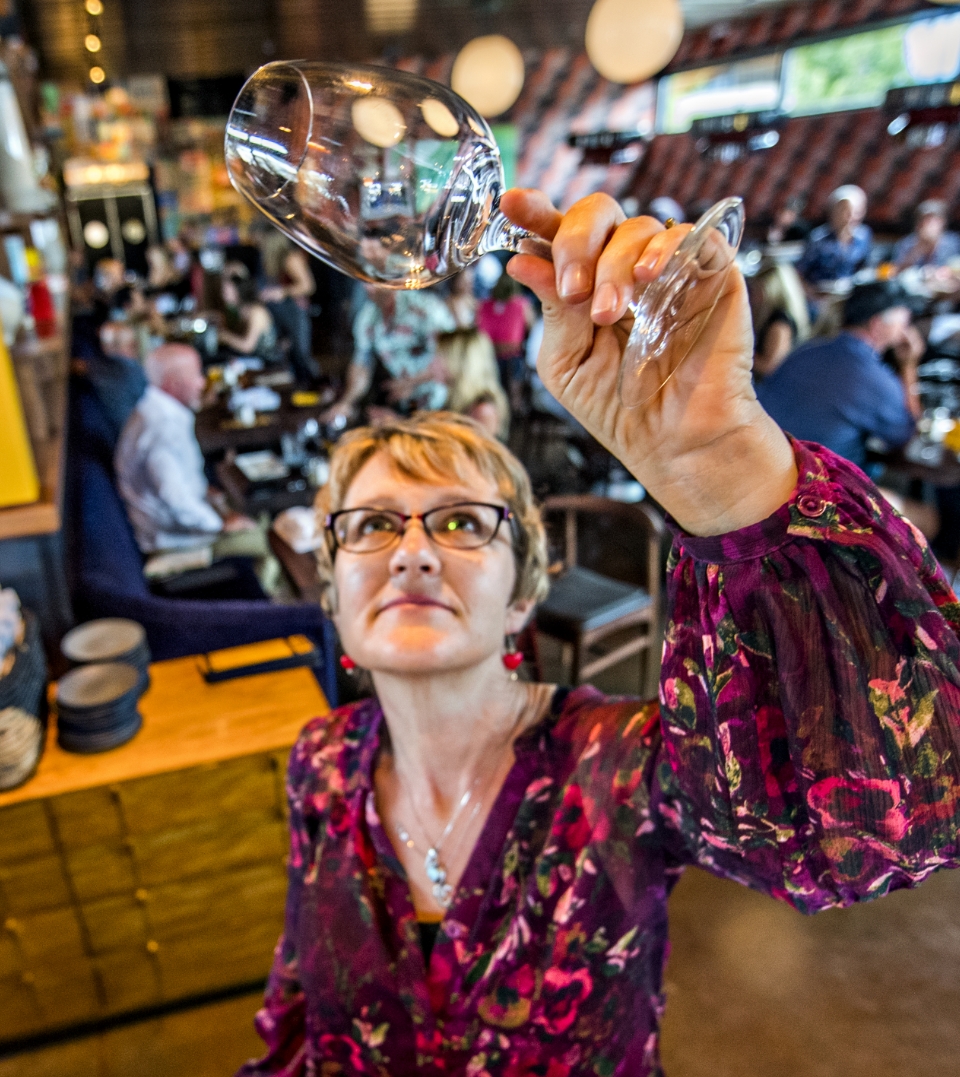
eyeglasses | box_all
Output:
[325,502,514,555]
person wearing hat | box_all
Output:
[893,200,960,270]
[755,280,922,469]
[797,184,873,289]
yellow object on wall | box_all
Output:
[0,320,40,508]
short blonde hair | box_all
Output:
[314,412,548,614]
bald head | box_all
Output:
[145,343,206,411]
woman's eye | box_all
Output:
[440,512,479,532]
[359,514,397,534]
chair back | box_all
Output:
[540,495,666,605]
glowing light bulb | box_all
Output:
[89,66,106,84]
[85,0,104,14]
[85,34,102,53]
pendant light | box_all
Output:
[451,35,525,118]
[585,0,684,84]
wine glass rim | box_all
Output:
[227,61,314,186]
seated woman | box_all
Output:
[238,191,960,1077]
[219,271,280,364]
[439,328,510,439]
[748,259,811,380]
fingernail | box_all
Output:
[559,263,590,299]
[591,281,619,318]
[636,250,660,273]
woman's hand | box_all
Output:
[502,189,797,536]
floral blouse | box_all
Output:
[238,441,960,1077]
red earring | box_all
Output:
[502,637,524,679]
[340,654,357,675]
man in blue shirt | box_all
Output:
[756,281,920,469]
[798,185,873,288]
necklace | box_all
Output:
[394,685,548,909]
[397,782,484,908]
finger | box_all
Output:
[551,193,627,304]
[632,223,694,284]
[505,252,558,307]
[500,188,563,242]
[589,217,667,324]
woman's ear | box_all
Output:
[505,597,536,636]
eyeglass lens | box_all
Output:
[334,504,504,552]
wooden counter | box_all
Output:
[0,647,329,1048]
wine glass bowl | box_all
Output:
[226,61,746,411]
[225,61,522,289]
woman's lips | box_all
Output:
[378,595,452,613]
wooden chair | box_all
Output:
[536,495,666,697]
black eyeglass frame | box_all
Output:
[324,501,516,555]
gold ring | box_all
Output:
[664,217,676,229]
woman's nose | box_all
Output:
[388,519,441,575]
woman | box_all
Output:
[261,240,320,384]
[239,191,960,1077]
[748,259,810,380]
[440,328,510,439]
[477,273,535,409]
[219,271,280,364]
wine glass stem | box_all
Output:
[478,208,553,261]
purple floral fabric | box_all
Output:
[238,440,960,1077]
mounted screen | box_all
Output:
[657,54,782,134]
[782,10,960,116]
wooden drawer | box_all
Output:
[0,802,55,865]
[80,892,151,956]
[81,858,287,957]
[0,854,71,917]
[49,786,124,849]
[118,755,281,836]
[133,810,286,887]
[65,841,137,904]
[95,948,162,1014]
[148,862,287,945]
[67,810,287,906]
[0,973,43,1042]
[0,963,101,1044]
[156,918,282,1000]
[0,906,88,978]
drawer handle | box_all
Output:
[146,940,160,954]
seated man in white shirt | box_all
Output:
[115,343,279,591]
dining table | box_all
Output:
[196,384,337,456]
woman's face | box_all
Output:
[332,452,532,676]
[221,277,238,307]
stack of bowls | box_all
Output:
[0,612,47,791]
[56,662,143,753]
[61,618,151,690]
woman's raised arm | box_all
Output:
[505,190,960,906]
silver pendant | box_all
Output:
[424,848,454,908]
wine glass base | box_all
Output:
[618,197,745,410]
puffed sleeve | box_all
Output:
[235,736,314,1075]
[656,439,960,912]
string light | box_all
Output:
[84,33,102,52]
[85,0,103,13]
[89,66,105,84]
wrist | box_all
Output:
[638,413,798,537]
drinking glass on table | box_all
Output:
[225,61,744,409]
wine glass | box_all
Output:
[225,61,744,408]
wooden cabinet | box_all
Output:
[0,647,328,1047]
